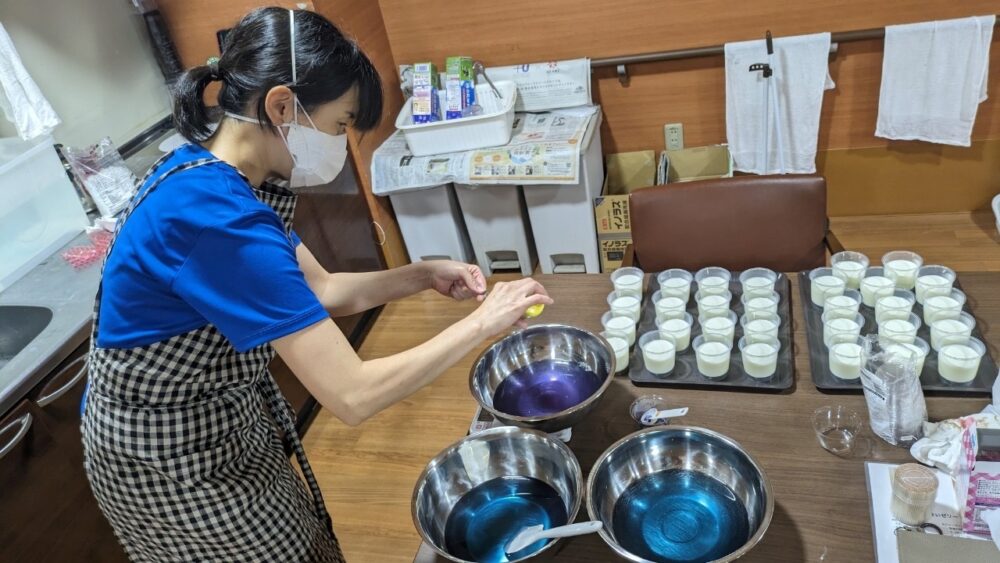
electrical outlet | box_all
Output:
[664,123,684,151]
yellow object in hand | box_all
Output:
[524,304,545,319]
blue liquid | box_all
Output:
[612,470,749,563]
[444,476,568,562]
[492,360,603,417]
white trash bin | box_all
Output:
[454,184,536,276]
[522,126,604,274]
[389,184,475,264]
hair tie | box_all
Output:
[206,57,221,80]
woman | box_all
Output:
[82,7,551,562]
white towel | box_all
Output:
[876,16,995,147]
[0,22,60,140]
[725,33,835,175]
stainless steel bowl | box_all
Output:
[412,426,583,563]
[470,324,616,433]
[587,426,773,563]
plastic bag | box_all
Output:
[860,334,927,446]
[62,137,137,218]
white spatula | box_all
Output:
[505,520,603,555]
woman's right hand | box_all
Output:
[468,278,554,337]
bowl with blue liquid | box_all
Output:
[587,426,773,563]
[412,426,583,563]
[470,324,616,433]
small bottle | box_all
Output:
[890,463,938,526]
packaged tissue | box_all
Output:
[445,56,475,120]
[411,62,440,123]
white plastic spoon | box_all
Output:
[640,407,689,426]
[505,521,603,555]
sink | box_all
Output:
[0,306,53,370]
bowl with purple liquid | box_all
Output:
[470,324,616,433]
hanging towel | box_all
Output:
[0,22,60,140]
[876,16,995,147]
[725,33,835,175]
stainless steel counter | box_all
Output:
[0,233,100,414]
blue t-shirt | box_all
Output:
[96,144,328,353]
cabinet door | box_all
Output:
[31,340,89,465]
[0,400,127,562]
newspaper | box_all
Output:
[483,58,592,112]
[371,106,599,195]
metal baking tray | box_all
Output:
[628,271,794,391]
[798,272,998,394]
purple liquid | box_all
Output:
[492,360,603,417]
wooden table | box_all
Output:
[412,273,999,562]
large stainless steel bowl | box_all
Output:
[470,324,616,433]
[412,426,584,563]
[587,426,773,563]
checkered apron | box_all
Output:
[82,152,345,562]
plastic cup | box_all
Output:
[700,310,738,346]
[874,289,916,325]
[822,311,864,348]
[741,311,780,343]
[611,267,644,299]
[930,312,976,351]
[696,290,732,320]
[639,331,677,377]
[823,289,862,319]
[741,290,779,317]
[602,311,636,346]
[605,335,630,374]
[630,394,671,427]
[695,267,732,297]
[878,312,922,345]
[657,269,693,301]
[923,288,967,324]
[861,267,895,308]
[607,291,641,323]
[885,336,930,375]
[828,336,864,380]
[652,290,688,322]
[693,334,732,379]
[739,268,778,299]
[882,251,924,290]
[915,265,956,305]
[831,251,870,290]
[657,313,693,351]
[809,267,846,307]
[938,337,986,383]
[739,336,779,379]
[813,405,862,455]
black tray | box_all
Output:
[798,272,998,394]
[628,271,794,391]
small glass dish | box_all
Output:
[813,405,863,456]
[630,395,672,427]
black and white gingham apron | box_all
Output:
[82,152,345,562]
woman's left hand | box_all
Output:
[427,261,487,301]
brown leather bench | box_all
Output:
[623,174,843,272]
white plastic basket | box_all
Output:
[395,80,518,157]
[993,193,1000,236]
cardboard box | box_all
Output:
[412,62,440,123]
[661,144,733,183]
[605,150,656,194]
[444,56,474,120]
[594,190,631,272]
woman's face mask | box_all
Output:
[277,98,349,188]
[225,100,348,189]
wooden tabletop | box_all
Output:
[410,272,999,563]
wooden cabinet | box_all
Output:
[0,398,126,562]
[30,341,89,465]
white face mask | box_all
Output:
[225,102,348,189]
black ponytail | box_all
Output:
[172,7,384,143]
[172,64,220,142]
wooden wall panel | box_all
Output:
[156,0,409,267]
[378,0,1000,215]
